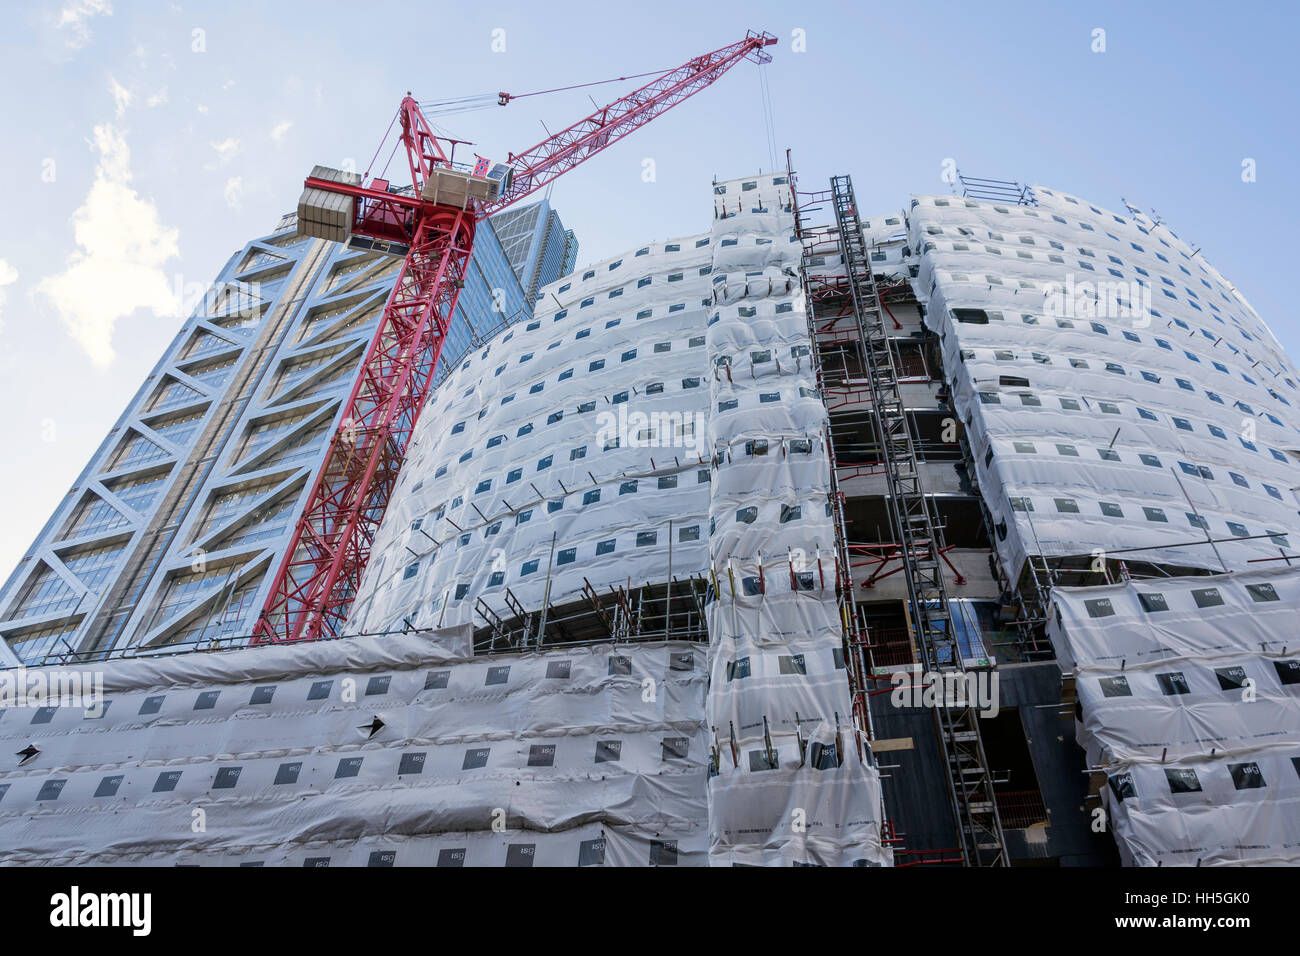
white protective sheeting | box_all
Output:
[328,225,723,867]
[0,632,709,866]
[346,235,717,635]
[1047,566,1300,865]
[909,188,1300,582]
[1101,751,1300,867]
[337,173,890,866]
[704,174,891,866]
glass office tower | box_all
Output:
[0,206,567,664]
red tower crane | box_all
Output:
[255,30,776,643]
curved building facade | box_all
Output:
[346,172,892,867]
[346,231,715,635]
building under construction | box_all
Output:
[0,34,1298,866]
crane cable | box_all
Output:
[758,65,778,171]
[420,95,499,117]
[497,65,672,102]
[364,108,400,182]
[418,63,675,117]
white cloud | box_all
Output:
[146,87,169,108]
[35,124,180,367]
[108,74,131,116]
[55,0,112,50]
[210,137,239,164]
[0,259,18,329]
[223,176,243,210]
[196,103,209,115]
[270,120,292,143]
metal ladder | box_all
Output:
[957,433,1052,659]
[802,279,874,748]
[829,174,1007,866]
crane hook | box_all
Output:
[498,92,511,106]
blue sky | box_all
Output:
[0,0,1296,578]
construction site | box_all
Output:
[1,28,1298,869]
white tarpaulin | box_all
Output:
[345,233,717,636]
[0,632,709,866]
[909,188,1300,582]
[704,173,890,866]
[1047,566,1300,866]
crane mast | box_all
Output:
[255,31,775,643]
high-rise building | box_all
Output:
[344,172,890,866]
[2,168,1298,869]
[892,181,1300,865]
[489,197,579,306]
[0,207,558,666]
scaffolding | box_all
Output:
[955,171,1036,206]
[799,172,1007,866]
[957,426,1286,664]
[472,574,711,654]
[791,172,876,761]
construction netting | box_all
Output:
[909,187,1300,582]
[1047,566,1300,865]
[0,631,709,865]
[345,234,718,635]
[704,174,891,866]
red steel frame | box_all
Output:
[255,96,476,643]
[256,32,776,643]
[851,541,968,588]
